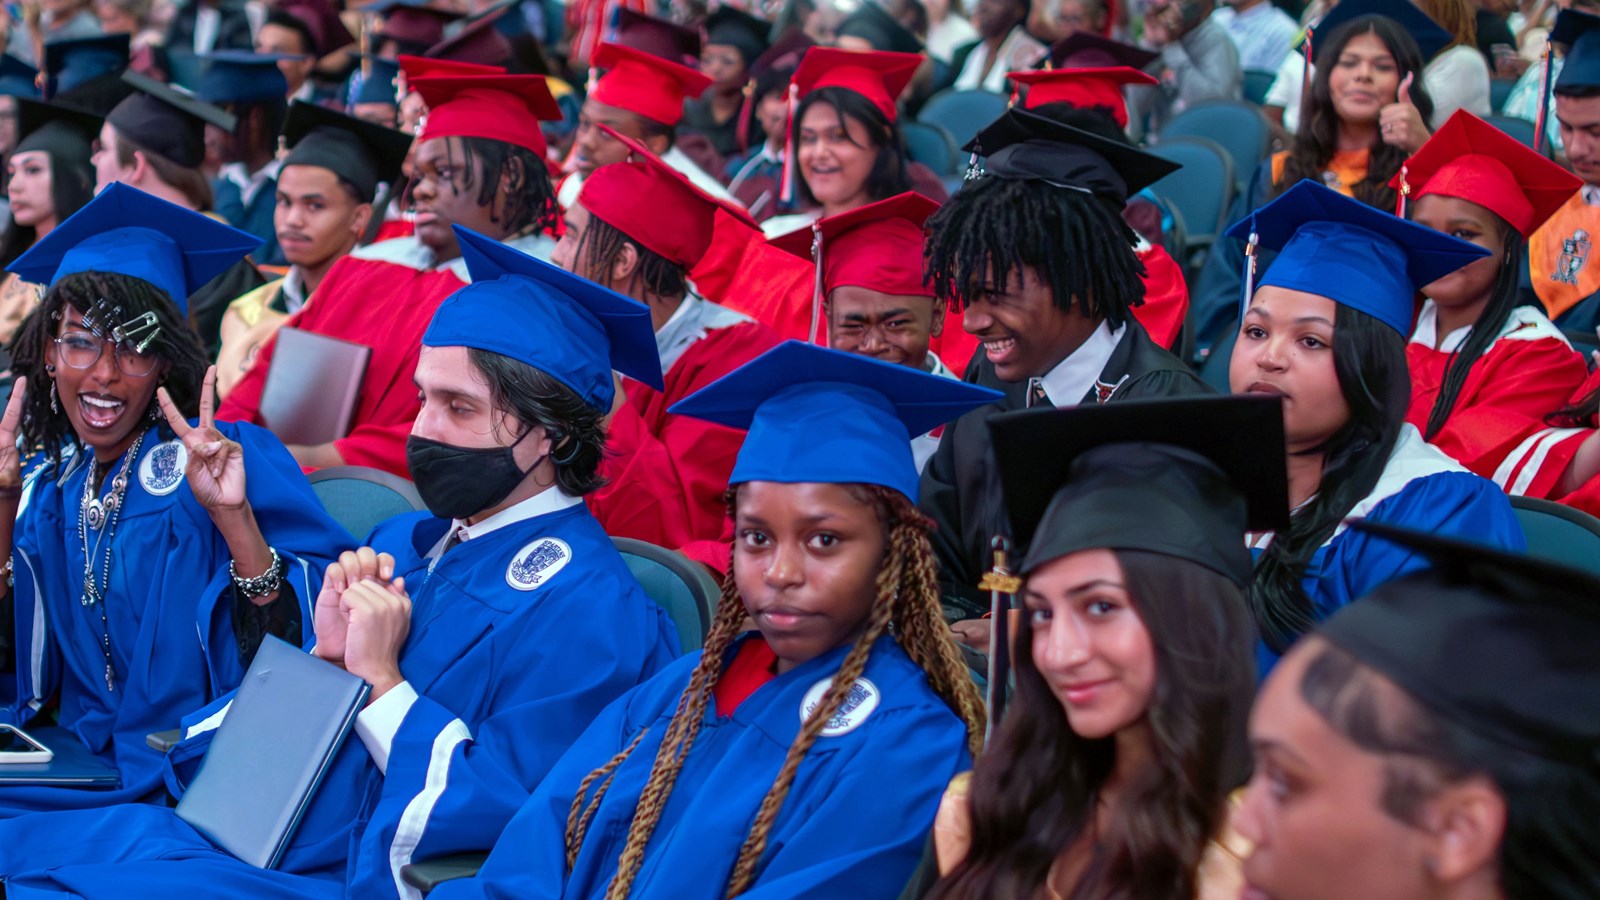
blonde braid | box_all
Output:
[602,574,750,899]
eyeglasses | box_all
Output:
[53,332,160,378]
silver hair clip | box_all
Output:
[963,151,983,182]
[112,312,160,353]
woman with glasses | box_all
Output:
[0,184,350,817]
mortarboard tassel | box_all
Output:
[779,82,800,206]
[1534,39,1555,160]
[807,224,825,344]
[1242,230,1260,310]
[734,78,755,154]
[1299,27,1313,132]
[1395,164,1409,220]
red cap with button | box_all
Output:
[1390,109,1583,237]
[788,47,921,122]
[1006,66,1157,128]
[589,41,713,127]
[410,74,561,155]
[580,124,757,266]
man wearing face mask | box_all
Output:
[0,228,682,900]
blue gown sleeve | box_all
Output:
[195,421,354,693]
[1,473,63,729]
[736,708,972,900]
[352,590,681,900]
[1315,471,1526,618]
[426,680,667,900]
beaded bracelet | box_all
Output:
[230,547,286,599]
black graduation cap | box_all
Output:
[836,1,923,55]
[1325,521,1600,770]
[425,5,514,67]
[610,8,701,67]
[1309,0,1451,63]
[706,7,772,65]
[1041,31,1158,71]
[105,70,237,168]
[13,97,101,158]
[369,0,464,51]
[965,106,1179,206]
[990,394,1289,585]
[43,33,129,98]
[197,50,294,105]
[0,54,39,98]
[1551,8,1600,94]
[281,100,412,202]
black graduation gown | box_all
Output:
[189,257,269,360]
[919,317,1212,619]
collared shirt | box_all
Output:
[954,26,1047,93]
[1214,1,1299,72]
[1036,321,1124,407]
[219,158,284,209]
[360,487,585,773]
[654,293,753,372]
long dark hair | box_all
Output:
[1251,304,1410,653]
[564,483,985,899]
[931,550,1255,900]
[791,86,912,208]
[1302,639,1600,900]
[1422,218,1525,441]
[0,147,94,269]
[466,348,607,496]
[1279,16,1436,209]
[12,271,208,462]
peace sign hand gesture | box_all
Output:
[157,365,247,513]
[0,376,27,501]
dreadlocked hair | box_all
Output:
[12,271,207,462]
[563,482,985,899]
[577,214,689,301]
[412,135,560,238]
[1278,16,1434,210]
[924,174,1146,328]
[1249,304,1409,652]
[1423,226,1524,441]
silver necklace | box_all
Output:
[77,431,145,692]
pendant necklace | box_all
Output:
[78,430,145,692]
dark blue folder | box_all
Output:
[176,635,370,869]
[0,726,121,787]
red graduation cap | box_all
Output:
[768,191,941,341]
[411,73,560,155]
[589,41,712,127]
[424,6,513,68]
[580,124,757,267]
[610,8,702,68]
[788,46,921,122]
[398,53,504,82]
[1006,66,1156,127]
[1390,110,1583,237]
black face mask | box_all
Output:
[405,431,541,521]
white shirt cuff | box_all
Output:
[354,680,419,775]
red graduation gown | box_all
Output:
[588,315,780,549]
[1491,366,1600,517]
[218,235,552,477]
[1405,302,1588,480]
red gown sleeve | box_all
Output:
[1130,243,1189,351]
[1492,367,1600,500]
[691,210,815,342]
[1415,336,1589,480]
[589,321,780,548]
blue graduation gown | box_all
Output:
[433,633,974,900]
[0,495,681,900]
[1253,426,1526,674]
[0,421,349,816]
[212,173,284,267]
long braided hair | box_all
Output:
[563,482,985,899]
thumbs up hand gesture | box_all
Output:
[1380,72,1430,155]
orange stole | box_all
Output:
[1528,192,1600,320]
[1269,148,1371,196]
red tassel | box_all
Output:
[1396,164,1409,219]
[780,83,799,207]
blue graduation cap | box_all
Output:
[1309,0,1451,63]
[0,54,39,98]
[6,183,262,313]
[1552,8,1600,93]
[423,226,663,412]
[197,50,293,105]
[1224,180,1490,335]
[43,33,130,98]
[352,56,401,106]
[669,341,1003,502]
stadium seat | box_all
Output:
[1242,68,1277,106]
[307,466,426,541]
[1146,136,1236,257]
[1508,496,1600,576]
[1158,100,1269,194]
[1485,114,1552,156]
[901,120,959,176]
[611,536,718,653]
[917,88,1008,150]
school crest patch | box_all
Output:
[505,538,572,591]
[1555,229,1591,286]
[800,676,880,737]
[138,440,188,496]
